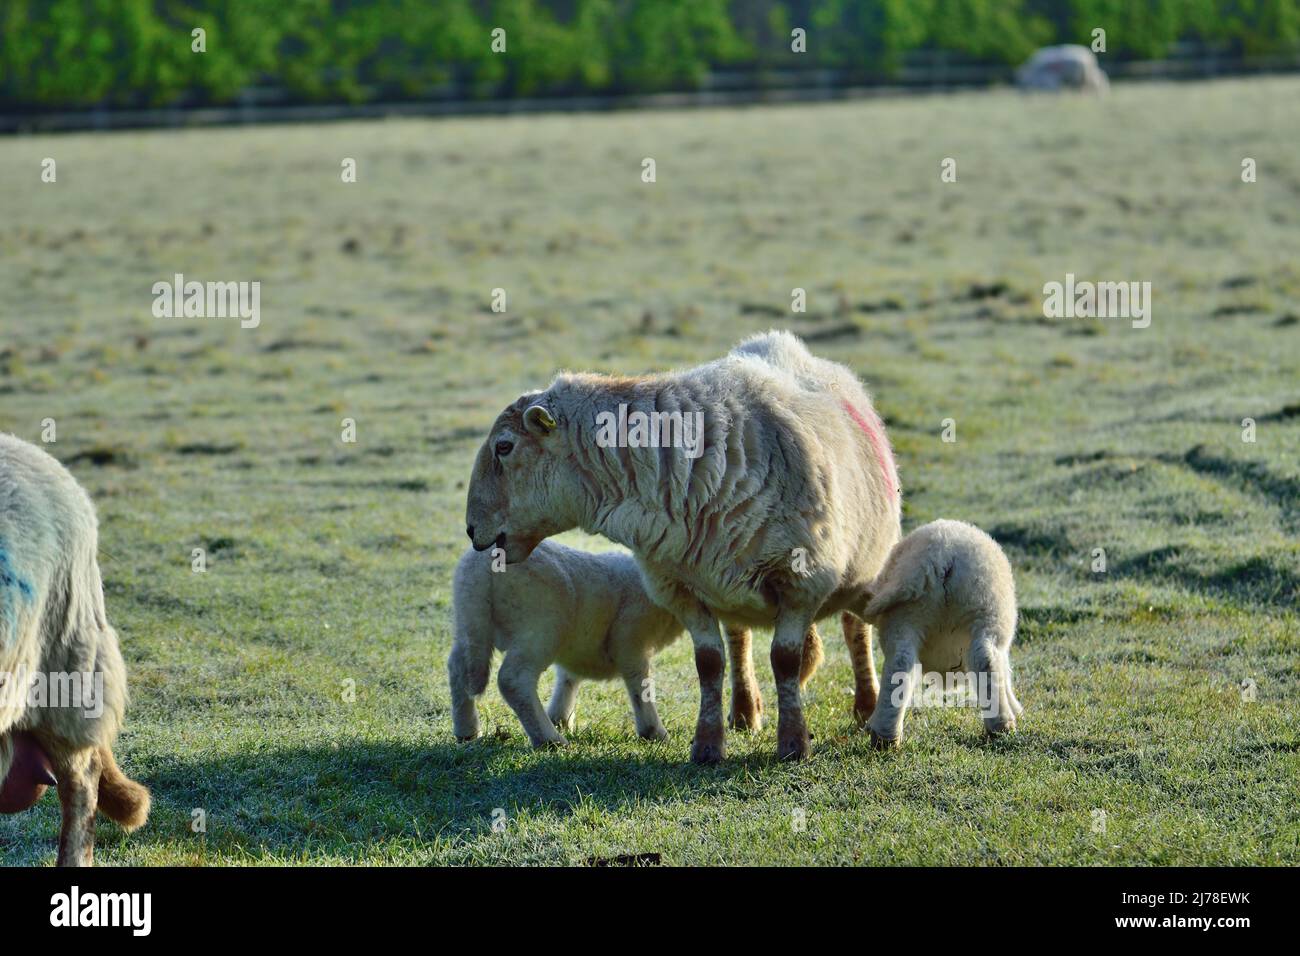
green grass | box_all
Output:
[1,77,1297,865]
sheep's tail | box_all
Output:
[98,746,150,831]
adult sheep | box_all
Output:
[465,331,902,762]
[1,434,150,865]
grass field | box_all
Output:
[1,76,1297,866]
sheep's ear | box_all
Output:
[523,405,557,436]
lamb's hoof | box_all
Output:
[869,729,900,751]
[728,705,763,732]
[454,732,480,743]
[549,715,575,732]
[535,736,569,750]
[776,725,811,762]
[690,737,725,765]
[638,725,669,742]
[985,720,1016,737]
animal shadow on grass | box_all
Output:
[130,737,782,860]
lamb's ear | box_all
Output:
[523,405,557,436]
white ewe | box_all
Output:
[465,331,901,763]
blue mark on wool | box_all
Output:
[0,543,35,647]
[0,546,34,599]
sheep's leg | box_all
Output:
[448,643,481,741]
[771,609,816,761]
[970,630,1015,736]
[680,608,727,764]
[546,666,581,732]
[725,626,763,731]
[622,666,668,741]
[497,650,567,748]
[841,612,879,727]
[867,623,921,748]
[53,745,102,868]
[1003,650,1024,719]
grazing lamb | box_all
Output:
[448,540,824,747]
[0,433,150,866]
[858,519,1023,748]
[465,330,901,763]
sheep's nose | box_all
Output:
[466,525,475,541]
[495,532,507,550]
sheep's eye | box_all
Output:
[494,439,514,458]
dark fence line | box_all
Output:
[4,52,1298,135]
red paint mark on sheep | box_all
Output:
[841,400,900,501]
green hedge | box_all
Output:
[2,0,1298,109]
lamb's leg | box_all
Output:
[771,609,817,761]
[725,626,763,731]
[53,745,102,867]
[497,650,567,748]
[448,643,481,741]
[680,608,727,764]
[841,612,879,727]
[622,666,668,741]
[970,630,1015,736]
[867,623,921,748]
[1003,650,1024,719]
[546,666,581,732]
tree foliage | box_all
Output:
[1,0,1297,109]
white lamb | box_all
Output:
[449,540,682,747]
[859,519,1023,747]
[448,539,823,748]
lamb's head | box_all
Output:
[465,393,585,563]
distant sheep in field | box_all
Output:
[0,434,150,866]
[465,330,901,763]
[858,519,1023,748]
[448,540,824,747]
[1016,45,1109,93]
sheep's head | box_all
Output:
[465,394,583,563]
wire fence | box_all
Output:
[4,44,1298,134]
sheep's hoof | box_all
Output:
[868,729,900,751]
[728,701,764,732]
[776,725,811,762]
[454,732,480,743]
[549,714,575,732]
[638,725,669,741]
[689,738,725,765]
[536,736,569,750]
[985,720,1016,737]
